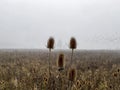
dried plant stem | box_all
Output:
[68,81,73,90]
[70,81,73,90]
[58,73,62,90]
[48,49,51,77]
[70,49,74,66]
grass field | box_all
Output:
[0,49,120,90]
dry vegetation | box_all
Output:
[0,49,120,90]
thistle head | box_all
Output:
[57,53,65,71]
[47,37,55,49]
[69,37,77,49]
[68,68,77,82]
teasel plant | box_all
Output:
[68,68,77,90]
[47,37,55,77]
[57,53,65,90]
[69,37,77,66]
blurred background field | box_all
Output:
[0,49,120,90]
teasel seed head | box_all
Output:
[76,80,80,86]
[47,37,55,49]
[109,85,112,89]
[76,80,81,88]
[69,37,77,49]
[118,68,120,72]
[58,53,65,67]
[68,68,77,82]
[113,72,118,77]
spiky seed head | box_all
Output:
[47,37,55,49]
[57,53,65,68]
[68,68,77,81]
[44,76,48,84]
[76,80,80,86]
[69,37,77,49]
[113,72,117,77]
[118,68,120,72]
[109,85,112,89]
[76,80,81,88]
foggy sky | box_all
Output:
[0,0,120,49]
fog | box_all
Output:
[0,0,120,49]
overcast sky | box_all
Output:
[0,0,120,49]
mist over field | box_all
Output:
[0,0,120,49]
[1,1,120,90]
